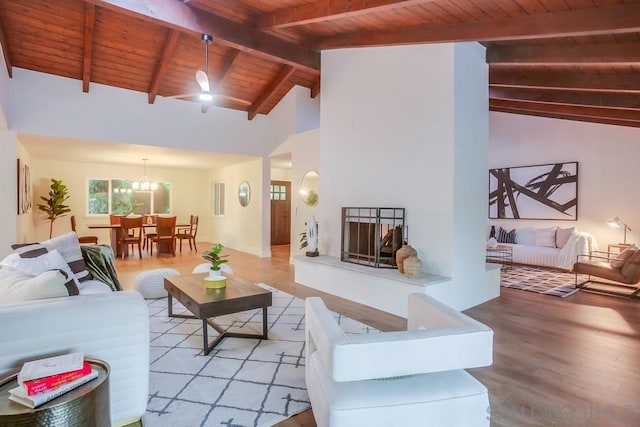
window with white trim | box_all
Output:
[87,179,171,215]
[212,181,225,216]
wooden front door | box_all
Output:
[270,181,291,246]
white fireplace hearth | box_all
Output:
[294,255,449,317]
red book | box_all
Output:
[22,361,91,395]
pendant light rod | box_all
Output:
[202,34,212,77]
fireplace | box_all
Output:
[341,207,405,268]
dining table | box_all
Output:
[88,222,189,257]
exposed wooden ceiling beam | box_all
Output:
[316,3,640,49]
[148,29,180,104]
[0,17,12,78]
[248,65,296,120]
[490,99,640,124]
[82,4,96,92]
[84,0,320,72]
[257,0,434,30]
[487,43,640,65]
[310,78,320,98]
[211,50,244,104]
[490,87,640,110]
[491,105,640,129]
[490,69,640,93]
[215,50,240,87]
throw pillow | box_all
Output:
[621,249,640,282]
[611,244,638,269]
[555,226,576,249]
[0,249,80,292]
[12,232,92,283]
[0,267,75,303]
[497,227,516,244]
[515,227,536,246]
[535,227,557,248]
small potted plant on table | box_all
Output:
[202,243,229,289]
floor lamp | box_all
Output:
[607,216,632,245]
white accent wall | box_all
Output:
[1,69,317,254]
[313,43,498,312]
[7,69,277,157]
[490,112,640,248]
[207,158,269,257]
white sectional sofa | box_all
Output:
[0,292,149,426]
[0,233,149,426]
[490,225,598,271]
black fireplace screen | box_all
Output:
[341,207,406,268]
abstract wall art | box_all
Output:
[17,159,33,215]
[489,162,578,220]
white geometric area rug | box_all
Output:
[144,284,379,427]
[500,265,587,298]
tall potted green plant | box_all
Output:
[38,178,71,238]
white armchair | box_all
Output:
[305,293,494,427]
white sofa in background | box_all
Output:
[491,226,598,270]
[305,293,493,427]
[0,291,149,426]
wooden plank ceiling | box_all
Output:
[0,0,638,126]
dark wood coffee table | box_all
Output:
[164,273,273,355]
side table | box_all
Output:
[0,358,110,427]
[486,245,513,270]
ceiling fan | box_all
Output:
[166,34,250,113]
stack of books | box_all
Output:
[8,352,98,408]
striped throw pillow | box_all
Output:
[12,232,92,283]
[497,227,516,244]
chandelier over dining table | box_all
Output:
[132,158,158,192]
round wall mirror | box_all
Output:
[238,181,251,207]
[299,170,319,206]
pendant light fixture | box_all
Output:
[131,158,158,192]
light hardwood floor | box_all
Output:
[115,244,640,427]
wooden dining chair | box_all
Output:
[70,215,99,244]
[109,214,123,225]
[149,216,176,256]
[118,216,144,259]
[143,214,158,250]
[176,215,199,252]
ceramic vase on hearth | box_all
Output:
[404,256,423,278]
[395,244,417,274]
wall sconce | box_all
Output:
[607,216,632,245]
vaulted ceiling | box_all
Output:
[0,0,638,127]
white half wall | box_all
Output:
[489,112,640,248]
